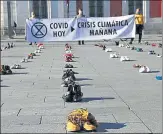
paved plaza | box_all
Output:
[1,36,162,133]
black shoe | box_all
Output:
[29,43,32,45]
[129,42,132,44]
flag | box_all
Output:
[66,0,69,6]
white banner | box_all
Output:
[26,15,135,42]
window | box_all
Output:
[89,0,95,17]
[32,0,47,18]
[89,0,103,17]
[97,0,103,17]
[128,0,143,15]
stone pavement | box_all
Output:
[1,39,162,133]
[1,34,162,42]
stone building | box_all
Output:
[1,0,162,35]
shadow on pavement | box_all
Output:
[76,78,93,81]
[97,123,126,132]
[81,97,115,102]
[0,85,10,87]
[12,72,29,75]
[80,84,93,87]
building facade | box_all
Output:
[1,0,162,35]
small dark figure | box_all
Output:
[115,41,119,46]
[103,45,106,50]
[7,43,10,49]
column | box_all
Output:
[47,0,51,18]
[51,1,58,18]
[82,1,89,17]
[58,1,64,18]
[122,0,128,16]
[104,1,109,17]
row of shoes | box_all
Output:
[21,44,44,63]
[95,44,131,62]
[62,44,83,103]
[0,65,12,75]
[1,43,15,51]
[145,42,162,48]
[117,42,162,58]
[64,45,98,132]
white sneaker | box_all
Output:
[120,56,130,61]
[139,66,150,73]
[105,48,112,52]
[119,44,124,47]
[124,56,130,61]
[110,53,119,58]
[157,54,162,58]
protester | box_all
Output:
[76,8,85,45]
[28,12,37,45]
[129,8,144,44]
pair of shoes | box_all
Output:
[1,65,12,75]
[119,44,124,47]
[139,66,150,73]
[120,56,130,61]
[21,58,28,63]
[136,48,143,52]
[62,84,83,102]
[105,48,112,52]
[133,64,143,68]
[11,64,21,69]
[130,46,136,50]
[157,54,162,58]
[66,108,98,132]
[126,45,130,48]
[65,64,73,68]
[145,42,150,45]
[148,50,156,55]
[110,53,119,58]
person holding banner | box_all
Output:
[76,8,85,45]
[129,8,144,44]
[28,12,37,45]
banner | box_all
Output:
[26,15,135,42]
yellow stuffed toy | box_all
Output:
[66,108,98,132]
